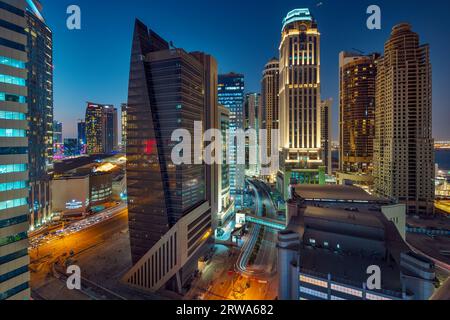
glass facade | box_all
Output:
[0,180,28,192]
[0,110,26,119]
[218,73,245,198]
[0,74,26,86]
[0,55,26,68]
[0,128,26,137]
[298,273,398,301]
[85,103,118,155]
[339,52,378,174]
[126,21,207,264]
[26,2,53,227]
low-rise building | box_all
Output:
[278,185,436,300]
[51,174,90,217]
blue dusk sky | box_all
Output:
[40,0,450,140]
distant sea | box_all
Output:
[331,149,450,171]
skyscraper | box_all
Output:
[374,24,434,216]
[123,20,212,293]
[244,92,260,177]
[25,0,53,227]
[52,120,62,156]
[0,0,31,300]
[77,119,86,153]
[217,105,233,230]
[85,102,118,155]
[278,8,324,197]
[63,138,79,157]
[321,99,332,175]
[261,58,279,178]
[190,52,220,229]
[338,52,378,185]
[218,73,245,202]
[53,120,62,143]
[120,103,127,151]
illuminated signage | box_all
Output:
[66,199,83,210]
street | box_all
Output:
[29,207,129,300]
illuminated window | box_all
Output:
[0,180,27,192]
[0,92,26,104]
[331,284,363,298]
[0,110,26,121]
[300,286,328,299]
[0,74,26,86]
[0,56,25,69]
[0,128,26,137]
[366,293,391,301]
[0,198,28,211]
[0,164,27,174]
[300,275,328,288]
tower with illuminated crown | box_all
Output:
[277,9,325,198]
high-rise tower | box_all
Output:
[321,98,332,175]
[261,58,279,178]
[25,0,53,227]
[0,0,31,300]
[338,52,378,186]
[374,24,434,216]
[85,102,118,155]
[278,8,324,197]
[218,73,245,204]
[120,103,127,151]
[244,92,260,177]
[123,20,213,293]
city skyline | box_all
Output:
[1,0,450,303]
[40,0,450,140]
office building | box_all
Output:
[25,0,53,227]
[51,173,90,217]
[0,0,30,300]
[278,8,325,198]
[217,105,233,231]
[123,20,212,294]
[338,52,378,186]
[321,99,332,175]
[374,24,435,216]
[278,185,436,300]
[244,92,260,177]
[53,120,62,144]
[85,102,118,155]
[90,171,112,205]
[190,52,219,230]
[218,73,245,203]
[63,138,78,157]
[77,119,86,151]
[120,103,127,150]
[53,120,62,158]
[261,58,279,178]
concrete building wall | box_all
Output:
[51,176,90,215]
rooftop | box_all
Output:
[299,245,403,295]
[294,185,388,203]
[303,206,385,230]
[282,8,313,31]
